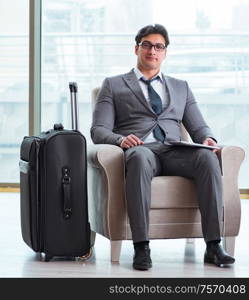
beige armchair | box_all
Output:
[88,88,245,262]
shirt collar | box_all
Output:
[133,67,163,82]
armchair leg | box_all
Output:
[111,240,122,262]
[184,238,196,261]
[222,236,236,256]
[186,238,195,244]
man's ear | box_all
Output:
[135,45,139,55]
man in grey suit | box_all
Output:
[91,24,235,270]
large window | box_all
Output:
[0,0,245,187]
[1,1,248,187]
[0,0,29,183]
[41,0,249,188]
[1,0,248,187]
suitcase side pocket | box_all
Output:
[19,159,33,248]
[19,138,41,252]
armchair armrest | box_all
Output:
[217,146,245,236]
[87,144,126,240]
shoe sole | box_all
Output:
[133,263,152,271]
[204,256,235,267]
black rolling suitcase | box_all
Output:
[19,82,91,261]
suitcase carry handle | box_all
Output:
[69,82,79,131]
[62,167,72,219]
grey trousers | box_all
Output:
[124,142,223,243]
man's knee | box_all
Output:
[195,148,220,173]
[125,146,156,171]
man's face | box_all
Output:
[135,33,167,72]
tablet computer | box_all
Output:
[170,141,220,150]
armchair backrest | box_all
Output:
[92,87,100,108]
[92,87,189,142]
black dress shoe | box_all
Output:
[204,243,235,267]
[133,245,152,270]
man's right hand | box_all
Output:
[120,134,144,149]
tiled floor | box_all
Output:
[0,192,248,278]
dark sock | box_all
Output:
[133,241,149,249]
[206,239,221,248]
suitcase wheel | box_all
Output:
[78,247,92,261]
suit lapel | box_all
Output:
[122,70,154,113]
[122,70,175,114]
[162,74,174,113]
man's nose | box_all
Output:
[149,45,157,54]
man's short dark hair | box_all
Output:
[135,24,170,47]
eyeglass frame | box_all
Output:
[138,40,166,52]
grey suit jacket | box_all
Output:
[91,69,214,145]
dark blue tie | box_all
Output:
[141,77,165,143]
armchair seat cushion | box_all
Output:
[151,176,198,209]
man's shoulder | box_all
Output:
[163,74,187,85]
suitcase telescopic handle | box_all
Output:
[69,82,78,93]
[69,82,79,131]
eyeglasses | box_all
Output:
[138,41,166,52]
